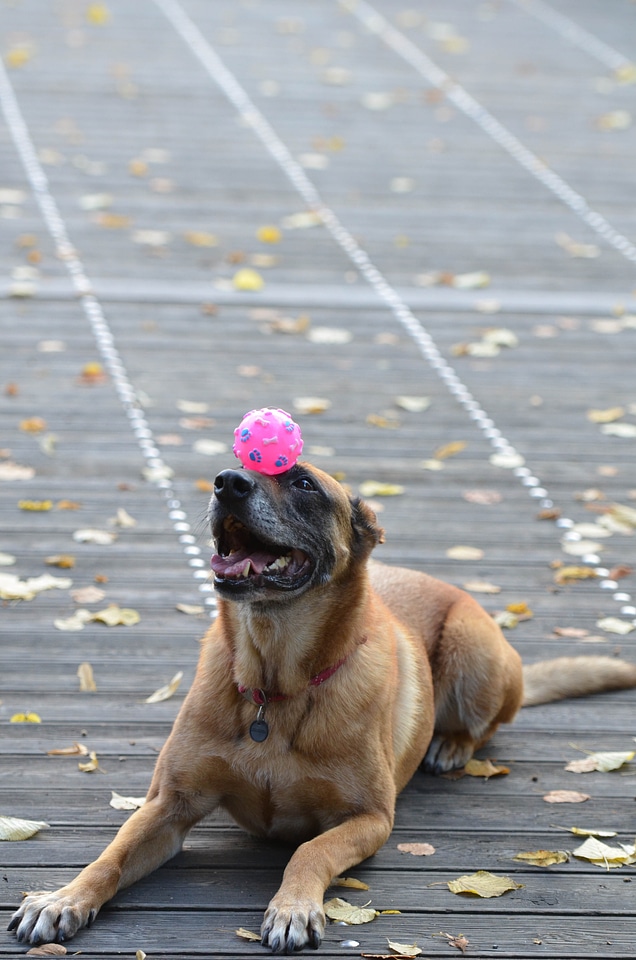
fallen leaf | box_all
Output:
[87,3,110,25]
[109,791,146,811]
[596,617,635,635]
[236,928,262,942]
[446,546,484,561]
[366,413,400,429]
[73,528,117,545]
[92,605,140,626]
[394,396,431,413]
[609,564,633,580]
[573,836,636,869]
[463,580,501,594]
[136,951,147,960]
[397,842,435,856]
[597,109,632,130]
[490,451,525,469]
[561,539,604,557]
[307,327,352,344]
[256,225,282,243]
[26,943,67,955]
[176,603,205,616]
[435,931,470,954]
[324,897,376,924]
[71,586,105,604]
[567,750,634,773]
[386,940,422,958]
[0,573,72,601]
[45,555,76,569]
[20,417,47,433]
[78,751,101,773]
[47,743,89,757]
[18,500,53,512]
[493,611,519,629]
[433,441,466,461]
[601,423,636,438]
[512,850,569,867]
[332,876,370,890]
[0,815,49,840]
[0,552,16,566]
[145,670,183,703]
[359,482,404,497]
[506,601,533,619]
[280,211,322,229]
[54,609,93,632]
[233,268,264,291]
[587,406,626,423]
[110,507,137,528]
[183,230,219,247]
[177,399,209,414]
[463,758,509,778]
[543,790,590,803]
[554,566,598,585]
[552,626,591,638]
[193,439,228,456]
[10,712,42,723]
[555,232,600,258]
[132,228,170,246]
[0,461,35,481]
[447,870,523,898]
[292,396,331,414]
[462,489,502,505]
[73,663,96,695]
[567,826,618,838]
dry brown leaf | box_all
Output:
[293,396,331,415]
[397,842,435,856]
[71,586,106,604]
[447,870,522,897]
[462,489,502,505]
[47,742,89,757]
[145,670,183,703]
[435,931,470,954]
[366,413,400,429]
[386,940,422,958]
[236,927,262,942]
[463,758,509,778]
[332,876,370,890]
[433,440,467,460]
[543,790,590,803]
[77,663,97,693]
[26,944,67,956]
[45,555,76,569]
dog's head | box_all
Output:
[209,462,384,603]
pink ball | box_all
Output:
[233,407,304,475]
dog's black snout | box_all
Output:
[214,469,256,502]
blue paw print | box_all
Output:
[249,449,262,463]
[283,420,294,433]
[275,455,289,468]
[239,428,251,443]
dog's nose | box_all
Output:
[213,469,256,502]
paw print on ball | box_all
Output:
[233,407,304,475]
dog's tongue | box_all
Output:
[211,548,279,578]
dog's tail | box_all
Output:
[522,656,636,707]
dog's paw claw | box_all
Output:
[8,891,97,946]
[262,898,324,954]
[423,733,475,774]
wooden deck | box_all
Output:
[1,1,635,956]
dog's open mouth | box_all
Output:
[211,515,313,592]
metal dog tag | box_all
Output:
[249,703,269,742]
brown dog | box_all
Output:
[10,463,636,953]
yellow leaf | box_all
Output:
[145,670,183,703]
[77,663,97,692]
[0,815,49,841]
[235,928,262,942]
[568,750,635,773]
[18,500,53,512]
[366,413,400,429]
[232,268,264,291]
[587,406,626,423]
[183,230,219,247]
[567,826,618,838]
[462,580,501,594]
[359,481,404,498]
[386,940,422,958]
[20,417,47,433]
[78,751,101,773]
[573,836,636,869]
[597,617,635,635]
[433,440,467,460]
[292,396,331,414]
[10,712,41,724]
[324,897,377,924]
[447,870,523,898]
[512,850,569,867]
[92,605,140,626]
[87,3,111,25]
[256,225,282,243]
[5,46,32,69]
[332,876,370,890]
[506,602,533,618]
[463,759,509,778]
[394,396,431,413]
[554,566,598,584]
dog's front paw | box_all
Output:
[423,733,475,774]
[8,889,98,945]
[261,894,324,954]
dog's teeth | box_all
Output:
[241,560,252,577]
[265,555,291,573]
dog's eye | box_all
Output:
[292,476,317,492]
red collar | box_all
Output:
[237,638,366,706]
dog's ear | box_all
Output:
[350,496,385,559]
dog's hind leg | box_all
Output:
[423,599,523,774]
